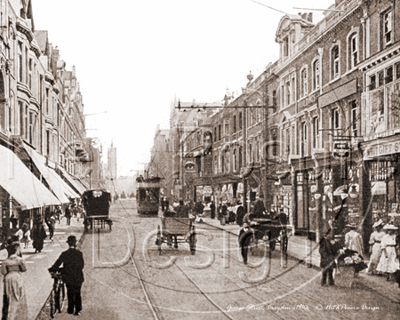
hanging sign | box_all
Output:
[333,140,350,159]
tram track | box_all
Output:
[197,222,356,320]
[139,218,354,320]
[112,202,354,320]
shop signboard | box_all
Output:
[364,140,400,160]
[333,140,350,159]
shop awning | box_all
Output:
[23,143,77,203]
[48,168,79,200]
[0,145,61,209]
[57,166,86,195]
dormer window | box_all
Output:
[283,36,289,57]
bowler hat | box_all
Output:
[66,235,77,244]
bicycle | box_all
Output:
[48,269,66,318]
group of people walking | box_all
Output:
[367,220,400,281]
[319,220,400,287]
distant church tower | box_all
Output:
[107,141,117,180]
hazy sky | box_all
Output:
[32,0,334,176]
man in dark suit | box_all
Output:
[210,201,216,219]
[49,235,84,316]
[319,232,341,286]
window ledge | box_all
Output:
[344,66,358,76]
[280,102,296,112]
[324,76,341,88]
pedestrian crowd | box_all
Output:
[0,198,86,319]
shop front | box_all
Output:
[362,138,400,229]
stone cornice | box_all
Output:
[16,21,33,43]
[30,41,41,58]
[17,82,32,98]
[45,71,54,84]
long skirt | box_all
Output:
[376,247,400,274]
[33,237,44,252]
[367,243,382,274]
[2,273,28,320]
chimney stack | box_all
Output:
[301,13,308,20]
[307,13,313,22]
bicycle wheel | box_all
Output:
[49,290,56,318]
[59,282,65,311]
[54,281,63,313]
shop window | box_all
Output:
[382,10,392,48]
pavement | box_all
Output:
[197,216,400,302]
[0,216,85,320]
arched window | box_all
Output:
[300,67,308,97]
[312,59,320,91]
[349,33,358,69]
[331,45,340,79]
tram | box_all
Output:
[136,176,161,215]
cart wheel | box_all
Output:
[190,226,196,255]
[156,225,162,254]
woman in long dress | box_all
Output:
[376,224,400,281]
[1,243,28,320]
[367,220,385,274]
[32,222,47,253]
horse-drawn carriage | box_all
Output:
[82,189,112,230]
[156,217,196,255]
[248,218,288,253]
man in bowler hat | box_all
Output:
[49,235,84,316]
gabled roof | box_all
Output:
[33,30,48,53]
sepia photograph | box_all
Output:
[0,0,399,319]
